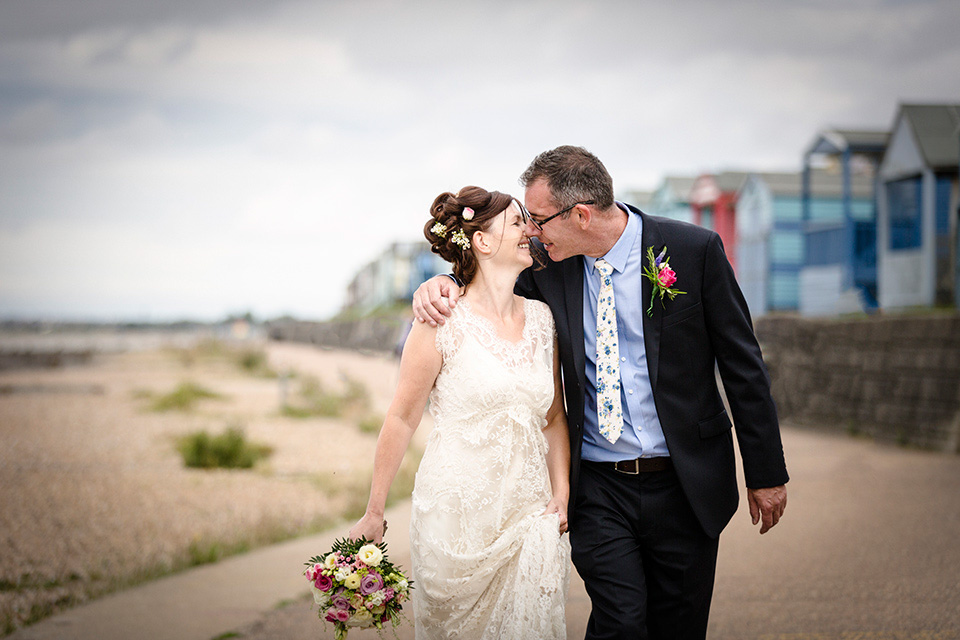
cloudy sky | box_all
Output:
[1,0,958,322]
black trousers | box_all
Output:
[570,460,720,640]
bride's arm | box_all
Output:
[542,335,571,534]
[348,320,442,544]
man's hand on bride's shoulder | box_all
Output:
[412,275,462,327]
[542,497,569,535]
[348,512,386,545]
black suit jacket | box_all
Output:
[515,205,788,538]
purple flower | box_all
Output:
[359,571,384,595]
[331,591,350,610]
[314,574,333,592]
[655,247,667,267]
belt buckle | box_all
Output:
[617,459,640,475]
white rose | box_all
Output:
[334,568,350,582]
[350,608,374,627]
[323,553,338,570]
[311,586,330,607]
[344,572,361,590]
[357,544,383,567]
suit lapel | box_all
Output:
[562,256,586,393]
[638,210,664,392]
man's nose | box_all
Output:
[524,220,541,237]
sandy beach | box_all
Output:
[0,338,425,635]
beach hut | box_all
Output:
[690,172,749,271]
[876,104,960,309]
[799,129,888,315]
[644,176,696,224]
[736,173,804,316]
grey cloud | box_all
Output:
[0,0,286,40]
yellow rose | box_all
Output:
[323,553,338,570]
[357,544,383,567]
[344,572,361,590]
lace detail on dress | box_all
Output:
[411,297,569,640]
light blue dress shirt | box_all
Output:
[581,204,670,462]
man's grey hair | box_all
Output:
[519,145,615,211]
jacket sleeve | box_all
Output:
[514,263,545,302]
[701,233,789,489]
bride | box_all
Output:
[348,186,571,639]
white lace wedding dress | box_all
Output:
[409,297,571,640]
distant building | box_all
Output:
[619,188,654,212]
[799,128,888,316]
[645,176,696,224]
[344,241,448,313]
[877,104,960,309]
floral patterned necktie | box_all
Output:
[595,259,623,444]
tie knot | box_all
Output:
[596,259,613,277]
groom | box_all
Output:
[413,145,788,639]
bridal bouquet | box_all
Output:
[304,537,413,640]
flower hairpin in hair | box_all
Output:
[451,229,471,250]
[430,222,448,238]
[462,207,475,221]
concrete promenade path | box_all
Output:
[10,425,960,640]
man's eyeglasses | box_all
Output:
[521,200,595,231]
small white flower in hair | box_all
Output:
[451,229,471,250]
[462,207,475,221]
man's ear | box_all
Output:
[575,204,592,230]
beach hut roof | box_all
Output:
[897,104,960,170]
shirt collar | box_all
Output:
[585,202,641,275]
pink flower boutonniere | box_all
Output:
[643,246,686,317]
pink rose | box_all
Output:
[336,609,351,622]
[325,609,339,622]
[657,267,677,288]
[359,572,384,595]
[315,574,333,592]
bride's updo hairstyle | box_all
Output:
[423,186,514,287]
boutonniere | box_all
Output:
[643,246,686,317]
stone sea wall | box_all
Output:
[267,316,409,355]
[754,313,960,452]
[266,312,960,452]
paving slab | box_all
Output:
[11,426,960,640]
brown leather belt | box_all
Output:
[586,457,672,475]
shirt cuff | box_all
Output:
[444,273,464,287]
